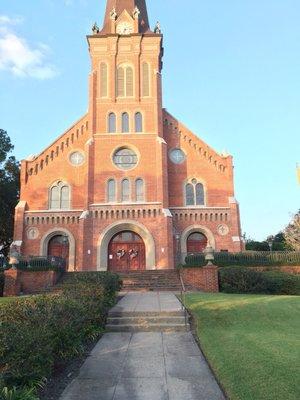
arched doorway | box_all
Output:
[187,232,208,253]
[47,235,70,268]
[108,231,146,271]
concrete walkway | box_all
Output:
[60,293,225,400]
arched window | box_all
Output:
[135,178,144,202]
[100,62,108,97]
[196,183,205,205]
[142,62,150,97]
[185,180,205,206]
[117,65,134,97]
[108,113,116,133]
[107,179,116,202]
[126,66,134,97]
[121,179,130,202]
[135,112,143,132]
[50,182,70,209]
[185,184,194,206]
[122,112,129,133]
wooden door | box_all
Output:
[48,235,69,268]
[187,232,208,253]
[108,231,146,271]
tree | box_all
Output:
[0,129,20,256]
[284,211,300,251]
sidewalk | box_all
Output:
[60,293,225,400]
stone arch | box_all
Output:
[180,225,216,257]
[97,220,156,271]
[40,228,76,271]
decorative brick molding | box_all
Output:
[180,266,219,293]
[3,270,61,297]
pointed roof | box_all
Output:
[101,0,150,34]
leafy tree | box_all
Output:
[245,232,287,251]
[0,129,20,256]
[284,211,300,251]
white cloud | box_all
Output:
[0,15,58,80]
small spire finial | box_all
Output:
[110,8,117,20]
[133,6,140,20]
[92,22,99,34]
[154,21,161,34]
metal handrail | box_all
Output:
[178,269,188,327]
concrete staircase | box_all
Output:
[106,310,189,332]
[106,292,190,333]
[118,270,183,292]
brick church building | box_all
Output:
[13,0,243,271]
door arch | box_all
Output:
[187,232,208,253]
[108,231,146,271]
[47,235,70,267]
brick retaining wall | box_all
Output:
[180,265,219,292]
[3,269,61,297]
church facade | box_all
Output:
[13,0,244,271]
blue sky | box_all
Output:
[0,0,299,241]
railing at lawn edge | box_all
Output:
[177,267,188,328]
[184,251,300,267]
[0,256,66,272]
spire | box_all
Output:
[101,0,150,34]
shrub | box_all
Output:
[0,274,4,297]
[219,267,300,295]
[185,251,300,267]
[0,386,39,400]
[0,272,121,391]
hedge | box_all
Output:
[185,251,300,267]
[219,267,300,295]
[0,272,122,395]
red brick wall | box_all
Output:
[3,270,60,297]
[181,266,219,293]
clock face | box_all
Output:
[117,22,133,35]
[69,151,85,166]
[169,148,186,164]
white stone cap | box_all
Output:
[156,137,167,145]
[229,197,239,204]
[162,208,173,217]
[25,154,36,161]
[11,241,22,247]
[232,236,242,242]
[80,210,90,219]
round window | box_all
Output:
[113,148,138,170]
[169,148,186,164]
[69,151,85,166]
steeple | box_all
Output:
[101,0,150,34]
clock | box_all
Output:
[117,22,133,35]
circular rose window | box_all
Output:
[169,148,186,164]
[113,148,138,170]
[69,151,85,166]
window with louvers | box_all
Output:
[100,63,108,97]
[117,67,125,97]
[117,65,134,97]
[142,62,150,97]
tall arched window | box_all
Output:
[196,183,205,205]
[185,180,205,206]
[100,62,108,97]
[185,184,194,206]
[107,179,116,202]
[126,66,134,96]
[142,62,150,97]
[117,65,134,97]
[117,66,125,97]
[135,178,145,202]
[121,179,130,202]
[135,112,143,132]
[50,182,70,209]
[108,112,116,133]
[122,112,129,133]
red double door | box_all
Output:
[47,235,69,268]
[108,231,146,271]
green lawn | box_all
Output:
[184,293,300,400]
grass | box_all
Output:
[184,293,300,400]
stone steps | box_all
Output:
[106,323,189,332]
[118,270,183,292]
